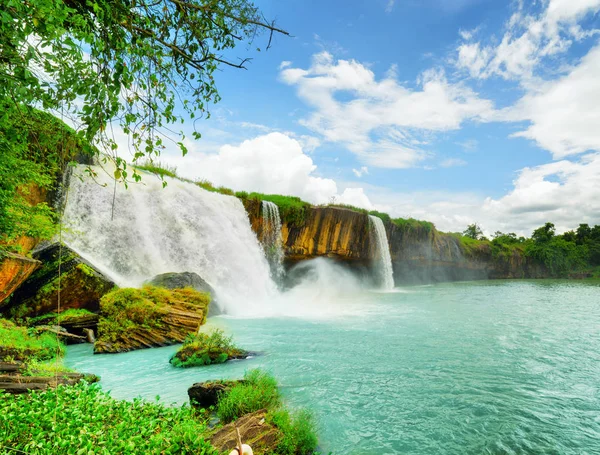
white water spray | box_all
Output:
[261,201,285,283]
[368,215,395,290]
[62,166,277,314]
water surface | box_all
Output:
[66,280,600,454]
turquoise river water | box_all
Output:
[65,280,600,454]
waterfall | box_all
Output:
[261,201,285,283]
[62,165,277,315]
[368,215,395,290]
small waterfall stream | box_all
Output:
[62,165,277,315]
[368,215,395,290]
[261,201,285,283]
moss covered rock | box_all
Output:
[94,286,210,354]
[4,243,115,319]
[170,329,248,368]
[0,253,40,309]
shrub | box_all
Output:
[170,329,246,368]
[217,369,280,423]
[0,318,64,362]
[392,217,435,233]
[0,383,217,454]
[268,409,318,455]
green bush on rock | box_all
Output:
[0,383,217,455]
[170,329,246,368]
[0,318,64,362]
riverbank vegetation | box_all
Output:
[170,329,246,368]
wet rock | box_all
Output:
[147,272,216,296]
[5,243,115,319]
[188,380,245,409]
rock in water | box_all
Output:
[188,380,245,409]
[94,286,210,354]
[210,409,280,454]
[4,243,115,318]
[147,271,220,316]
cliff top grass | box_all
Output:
[98,286,210,345]
[0,383,217,455]
[170,328,246,368]
[135,160,178,179]
[0,318,64,362]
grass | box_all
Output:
[217,369,318,454]
[0,383,217,455]
[23,358,75,377]
[0,318,64,362]
[135,159,178,179]
[392,217,435,233]
[170,329,246,368]
[196,179,235,196]
[241,193,311,227]
[98,286,210,347]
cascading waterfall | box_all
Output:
[261,201,285,283]
[368,215,395,290]
[62,165,277,315]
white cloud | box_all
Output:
[456,0,600,80]
[158,132,375,209]
[352,166,369,177]
[280,52,494,169]
[507,44,600,158]
[385,0,396,14]
[440,158,467,167]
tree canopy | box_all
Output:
[1,0,287,183]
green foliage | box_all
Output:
[526,235,587,276]
[241,193,311,227]
[368,210,391,224]
[325,203,368,214]
[462,223,484,240]
[195,179,235,196]
[23,358,74,377]
[2,0,286,184]
[0,107,92,250]
[135,160,178,179]
[217,369,280,423]
[98,286,210,347]
[170,329,245,368]
[268,409,318,455]
[392,217,435,233]
[0,383,217,454]
[0,318,64,362]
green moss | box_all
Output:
[76,262,97,277]
[0,383,217,454]
[0,318,64,362]
[170,329,245,368]
[98,286,210,349]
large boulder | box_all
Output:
[147,272,216,298]
[4,243,115,319]
[94,286,210,354]
[0,253,40,310]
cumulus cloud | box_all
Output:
[507,44,600,158]
[280,52,494,169]
[456,0,600,80]
[160,132,375,209]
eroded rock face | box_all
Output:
[5,243,115,319]
[247,205,373,264]
[0,253,40,309]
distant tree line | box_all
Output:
[462,222,600,276]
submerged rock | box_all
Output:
[94,286,210,354]
[5,243,115,319]
[188,380,245,409]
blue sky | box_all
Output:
[152,0,600,235]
